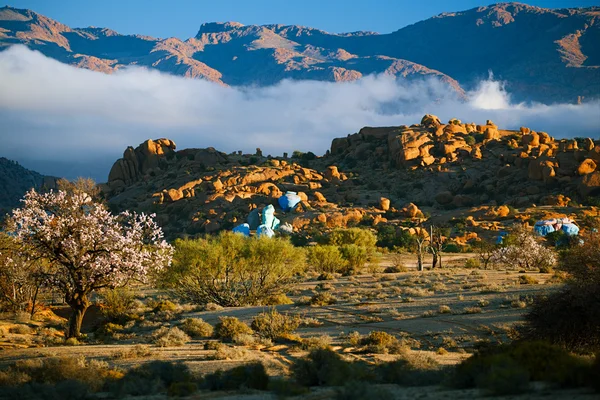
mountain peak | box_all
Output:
[196,21,245,35]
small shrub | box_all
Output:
[308,245,347,274]
[310,292,337,306]
[168,381,198,397]
[475,354,530,395]
[384,265,407,273]
[477,299,490,307]
[214,316,253,342]
[439,305,452,314]
[301,335,332,350]
[518,275,538,285]
[111,360,194,397]
[152,327,190,347]
[465,258,481,269]
[292,348,353,387]
[377,353,442,386]
[264,293,293,305]
[362,331,406,354]
[8,324,34,335]
[204,362,269,391]
[150,299,178,312]
[180,318,213,338]
[212,343,248,360]
[463,307,483,314]
[113,344,153,359]
[339,244,368,275]
[99,287,137,322]
[251,309,301,340]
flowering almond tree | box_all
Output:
[7,189,173,338]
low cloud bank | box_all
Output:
[0,45,598,181]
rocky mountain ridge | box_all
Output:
[0,158,58,217]
[103,115,600,240]
[1,2,599,102]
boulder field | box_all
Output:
[103,115,599,240]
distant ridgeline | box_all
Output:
[0,158,58,217]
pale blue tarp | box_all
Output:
[262,204,275,228]
[562,223,579,236]
[272,217,281,230]
[232,223,250,236]
[257,224,275,238]
[534,223,555,237]
[248,209,261,230]
[278,191,301,212]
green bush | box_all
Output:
[214,316,253,342]
[251,309,301,340]
[98,287,137,322]
[329,228,377,248]
[152,327,190,347]
[165,233,305,306]
[204,362,269,391]
[361,331,406,354]
[180,318,213,338]
[310,292,337,306]
[307,245,347,273]
[339,244,368,275]
[292,348,354,387]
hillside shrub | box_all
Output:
[152,327,190,347]
[292,348,354,387]
[329,228,377,248]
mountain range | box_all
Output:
[1,2,599,103]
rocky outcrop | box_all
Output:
[108,138,176,191]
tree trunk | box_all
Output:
[417,243,424,272]
[438,248,443,269]
[432,252,438,269]
[66,293,90,338]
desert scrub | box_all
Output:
[211,343,249,360]
[214,316,253,342]
[292,348,355,387]
[438,305,452,314]
[307,245,346,273]
[301,335,332,350]
[463,307,483,314]
[165,233,305,307]
[8,324,35,335]
[376,352,443,386]
[152,326,190,347]
[251,309,301,341]
[180,318,213,338]
[0,355,123,393]
[110,360,196,397]
[518,275,538,285]
[112,344,153,359]
[204,362,269,391]
[309,292,337,306]
[402,287,433,297]
[361,331,406,354]
[98,287,138,322]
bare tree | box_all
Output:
[413,227,429,272]
[475,239,496,269]
[429,225,449,269]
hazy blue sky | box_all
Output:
[6,0,600,38]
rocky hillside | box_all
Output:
[0,158,57,217]
[1,3,599,102]
[103,115,600,240]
